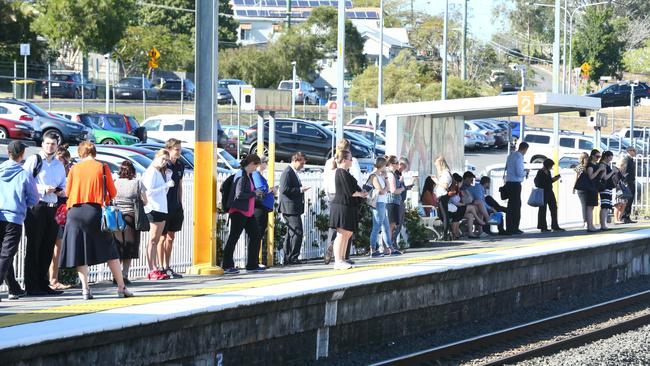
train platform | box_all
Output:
[2,223,650,365]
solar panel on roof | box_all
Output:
[235,9,246,16]
[246,9,257,16]
[345,11,354,17]
[277,0,286,4]
[233,0,245,4]
[345,0,352,7]
[297,0,308,6]
[308,1,318,6]
[243,0,255,4]
[366,11,378,18]
[259,9,269,16]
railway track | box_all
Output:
[371,290,650,366]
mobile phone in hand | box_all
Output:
[54,187,63,192]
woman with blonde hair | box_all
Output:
[59,141,133,299]
[142,149,174,280]
[434,156,453,238]
[329,150,368,269]
[368,156,391,257]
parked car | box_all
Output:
[464,131,487,150]
[0,116,36,140]
[470,119,508,148]
[346,115,386,134]
[76,112,146,143]
[114,77,159,100]
[53,111,139,145]
[277,80,319,104]
[0,99,87,144]
[134,142,195,169]
[47,111,97,143]
[321,124,385,156]
[140,114,235,155]
[522,129,606,163]
[218,79,246,104]
[41,71,97,99]
[67,146,148,176]
[465,121,495,147]
[587,82,650,108]
[242,118,372,164]
[343,125,386,150]
[158,79,195,101]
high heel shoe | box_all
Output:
[82,288,93,300]
[117,286,134,298]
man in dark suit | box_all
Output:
[621,147,637,224]
[279,152,310,264]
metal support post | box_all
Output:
[552,0,561,193]
[188,0,222,276]
[520,66,527,142]
[236,87,241,160]
[23,55,27,101]
[291,61,297,117]
[335,0,345,141]
[461,0,468,80]
[181,78,185,114]
[13,61,17,99]
[630,82,636,147]
[257,111,265,158]
[441,0,448,100]
[142,73,147,120]
[105,55,110,113]
[378,0,384,106]
[81,60,85,113]
[266,111,276,267]
[47,63,51,111]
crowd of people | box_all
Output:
[0,136,189,301]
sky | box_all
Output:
[412,0,502,41]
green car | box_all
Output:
[93,127,141,145]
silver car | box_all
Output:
[465,130,487,149]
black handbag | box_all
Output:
[133,181,150,231]
[574,171,595,192]
[498,165,509,200]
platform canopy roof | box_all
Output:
[378,93,601,119]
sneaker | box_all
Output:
[479,232,489,239]
[346,259,355,265]
[165,268,184,279]
[333,262,353,270]
[371,252,383,258]
[224,268,240,275]
[487,219,499,225]
[391,250,403,256]
[246,266,267,272]
[8,289,26,300]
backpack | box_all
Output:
[33,154,43,178]
[220,173,236,212]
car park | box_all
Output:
[277,80,320,104]
[470,120,508,148]
[67,145,148,176]
[53,111,139,145]
[464,130,487,150]
[347,115,386,134]
[76,112,147,143]
[242,118,372,164]
[217,79,246,104]
[587,82,650,108]
[465,120,495,147]
[158,79,195,100]
[0,117,36,140]
[41,71,97,99]
[522,129,606,163]
[343,125,386,150]
[114,77,159,100]
[0,99,86,144]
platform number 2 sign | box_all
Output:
[517,91,535,116]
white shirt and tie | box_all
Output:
[22,152,66,205]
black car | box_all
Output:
[159,79,195,101]
[587,82,650,108]
[114,77,159,100]
[242,118,372,164]
[41,71,97,99]
[217,79,246,104]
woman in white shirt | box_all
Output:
[368,157,391,257]
[142,149,174,280]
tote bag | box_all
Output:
[527,188,544,207]
[133,181,150,231]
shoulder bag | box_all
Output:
[101,164,126,233]
[527,187,544,207]
[365,174,378,208]
[133,180,150,231]
[498,164,510,200]
[574,171,596,192]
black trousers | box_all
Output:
[24,204,59,292]
[538,191,560,230]
[0,221,23,294]
[253,207,269,265]
[484,195,507,234]
[223,212,260,270]
[283,214,303,263]
[623,181,636,220]
[505,182,522,233]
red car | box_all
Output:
[0,117,36,141]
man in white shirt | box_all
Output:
[504,142,528,235]
[22,132,67,295]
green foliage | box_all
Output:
[623,39,650,75]
[403,207,428,248]
[114,25,194,76]
[572,6,627,82]
[57,268,79,286]
[219,47,285,88]
[0,1,49,63]
[349,50,480,106]
[32,0,136,55]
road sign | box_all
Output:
[580,62,591,73]
[517,91,535,116]
[148,59,159,69]
[19,44,30,56]
[148,47,160,60]
[327,100,337,121]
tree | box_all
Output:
[572,6,626,82]
[0,1,49,63]
[492,0,554,61]
[137,0,238,49]
[32,0,135,67]
[219,47,284,88]
[623,39,650,75]
[114,26,194,76]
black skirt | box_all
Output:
[329,202,360,232]
[114,212,140,259]
[59,203,120,268]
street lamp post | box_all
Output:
[441,0,448,100]
[291,61,297,117]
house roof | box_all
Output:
[355,23,411,48]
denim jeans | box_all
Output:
[370,202,392,251]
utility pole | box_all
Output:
[335,0,345,140]
[441,0,448,100]
[461,0,468,80]
[286,0,292,29]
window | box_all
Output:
[105,116,125,129]
[523,134,550,144]
[276,121,293,134]
[559,137,574,148]
[0,106,7,114]
[578,139,593,150]
[142,119,161,131]
[240,26,252,41]
[297,123,322,138]
[184,119,195,131]
[163,124,183,132]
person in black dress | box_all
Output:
[329,150,368,270]
[585,149,605,232]
[534,159,564,232]
[597,150,618,231]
